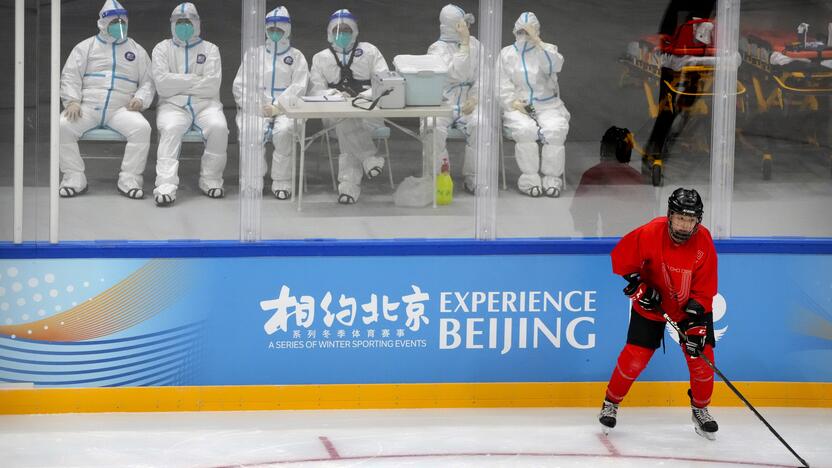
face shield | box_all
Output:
[107,17,128,40]
[267,25,287,43]
[332,23,354,49]
[265,12,291,44]
[101,6,128,41]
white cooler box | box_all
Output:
[393,54,449,106]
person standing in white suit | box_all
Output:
[233,6,309,200]
[309,9,389,204]
[500,12,570,198]
[59,0,155,199]
[425,4,481,194]
[151,2,229,207]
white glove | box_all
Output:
[526,27,543,47]
[456,20,471,46]
[461,97,477,115]
[127,97,143,112]
[63,101,81,121]
[511,99,528,114]
[277,93,299,110]
[261,104,281,118]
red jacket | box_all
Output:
[611,217,718,322]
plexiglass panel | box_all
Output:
[496,1,721,238]
[249,1,480,239]
[49,1,241,240]
[6,0,829,242]
[733,0,832,236]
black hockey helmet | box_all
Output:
[600,126,633,163]
[667,187,703,243]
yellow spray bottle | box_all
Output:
[436,160,453,205]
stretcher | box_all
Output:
[739,25,832,179]
[619,19,746,186]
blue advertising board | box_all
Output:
[0,254,830,388]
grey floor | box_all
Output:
[1,132,831,241]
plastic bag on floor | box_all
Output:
[393,176,432,207]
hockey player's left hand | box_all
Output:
[680,315,707,357]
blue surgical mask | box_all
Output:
[175,22,194,42]
[108,22,127,40]
[268,30,284,43]
[333,32,353,49]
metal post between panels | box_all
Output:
[709,0,741,239]
[475,0,502,240]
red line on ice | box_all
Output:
[597,432,621,456]
[210,451,798,467]
[318,436,341,459]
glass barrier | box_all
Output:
[733,0,832,237]
[495,1,718,238]
[0,3,14,242]
[7,0,829,243]
[250,1,481,239]
[44,1,241,240]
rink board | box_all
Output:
[0,239,830,412]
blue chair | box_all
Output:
[81,127,203,143]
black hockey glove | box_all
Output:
[679,299,707,357]
[622,273,641,297]
[623,273,661,311]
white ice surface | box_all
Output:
[1,407,829,467]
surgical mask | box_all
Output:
[333,32,352,49]
[268,30,284,43]
[108,22,127,40]
[175,22,194,42]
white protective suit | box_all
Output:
[425,4,480,192]
[59,0,155,197]
[233,7,309,198]
[152,2,228,202]
[309,9,389,203]
[499,12,570,197]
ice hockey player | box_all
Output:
[599,187,719,440]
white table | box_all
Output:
[284,101,453,210]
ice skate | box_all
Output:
[689,390,718,440]
[599,399,618,435]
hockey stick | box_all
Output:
[660,307,810,468]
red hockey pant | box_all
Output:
[604,343,715,407]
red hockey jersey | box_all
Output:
[611,217,718,322]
